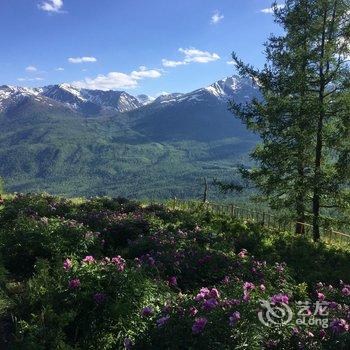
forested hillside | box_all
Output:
[0,77,257,199]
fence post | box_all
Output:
[329,227,333,243]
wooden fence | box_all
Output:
[173,200,350,247]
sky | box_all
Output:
[0,0,283,96]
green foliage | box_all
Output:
[0,95,256,200]
[0,194,349,349]
[230,0,350,239]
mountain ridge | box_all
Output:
[0,75,258,198]
[0,75,257,116]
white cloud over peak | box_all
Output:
[162,47,220,67]
[68,56,97,64]
[25,65,38,72]
[211,10,224,24]
[17,77,44,82]
[38,0,64,13]
[72,66,162,90]
[261,4,285,14]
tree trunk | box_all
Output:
[312,6,328,242]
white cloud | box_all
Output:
[227,60,237,66]
[17,77,44,82]
[179,48,220,63]
[162,47,220,68]
[162,59,187,68]
[55,67,65,71]
[25,65,38,72]
[130,69,161,79]
[38,0,63,13]
[68,56,97,64]
[261,4,285,14]
[72,66,162,90]
[211,10,224,24]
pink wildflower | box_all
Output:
[82,255,95,264]
[63,258,72,270]
[238,249,247,258]
[317,292,326,301]
[111,255,126,271]
[189,306,198,316]
[243,282,255,291]
[209,288,220,299]
[342,287,350,296]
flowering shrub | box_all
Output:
[0,194,348,349]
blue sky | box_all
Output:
[0,0,282,96]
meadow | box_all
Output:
[0,193,349,349]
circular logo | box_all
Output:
[258,300,293,326]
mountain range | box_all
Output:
[0,76,259,199]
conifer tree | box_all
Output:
[230,0,350,240]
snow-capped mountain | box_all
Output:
[136,94,155,105]
[0,83,142,115]
[149,76,258,107]
[41,84,142,114]
[152,93,184,105]
[0,76,258,117]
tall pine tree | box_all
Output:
[230,0,350,240]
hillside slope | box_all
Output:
[0,76,258,198]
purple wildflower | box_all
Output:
[168,276,177,286]
[192,317,207,334]
[141,306,153,317]
[202,298,218,311]
[93,292,107,304]
[229,311,241,326]
[157,315,170,328]
[330,318,349,335]
[124,337,133,349]
[319,329,326,339]
[270,294,289,305]
[242,292,250,303]
[69,278,81,289]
